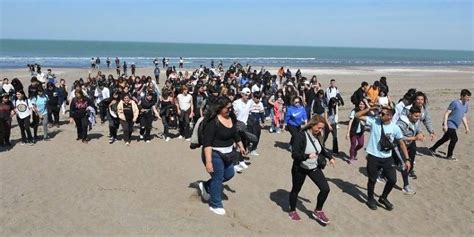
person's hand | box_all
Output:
[190,112,194,118]
[429,133,436,141]
[443,124,448,132]
[404,160,411,171]
[345,133,350,140]
[205,162,214,174]
[177,110,181,115]
[240,148,248,157]
[328,124,333,131]
[415,133,425,142]
[69,118,74,124]
[309,152,317,159]
[466,128,470,134]
[329,158,336,168]
[132,119,136,123]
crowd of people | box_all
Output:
[0,61,471,222]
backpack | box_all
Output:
[190,116,206,149]
[350,90,358,105]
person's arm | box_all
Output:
[203,120,217,173]
[346,118,354,140]
[442,109,452,132]
[190,96,194,118]
[462,115,470,134]
[176,95,181,115]
[69,98,76,123]
[324,109,332,131]
[152,105,160,119]
[398,140,411,171]
[421,107,435,140]
[355,102,375,122]
[132,101,139,122]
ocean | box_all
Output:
[0,39,473,69]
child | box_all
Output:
[273,97,284,133]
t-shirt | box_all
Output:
[365,117,404,158]
[14,99,33,119]
[447,100,469,129]
[2,84,14,93]
[0,101,14,120]
[32,96,49,115]
[177,94,192,111]
[233,99,252,125]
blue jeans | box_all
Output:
[202,151,235,208]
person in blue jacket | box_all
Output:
[284,96,307,149]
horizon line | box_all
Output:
[2,38,473,52]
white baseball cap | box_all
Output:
[241,88,251,95]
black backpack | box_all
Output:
[350,90,358,105]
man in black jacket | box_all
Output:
[351,81,369,106]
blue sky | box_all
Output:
[1,0,473,50]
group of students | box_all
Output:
[1,63,471,225]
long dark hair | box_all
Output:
[203,96,235,124]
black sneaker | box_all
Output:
[409,170,418,179]
[378,197,394,211]
[367,199,378,210]
[427,148,436,157]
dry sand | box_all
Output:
[1,66,473,236]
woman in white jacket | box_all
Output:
[117,94,139,145]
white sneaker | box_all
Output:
[250,150,259,156]
[269,128,274,133]
[234,165,243,173]
[165,137,171,142]
[125,142,130,146]
[178,135,183,139]
[146,140,151,143]
[139,135,144,140]
[185,138,191,141]
[239,161,249,169]
[402,185,416,195]
[198,182,210,201]
[209,207,226,215]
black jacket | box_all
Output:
[291,130,333,167]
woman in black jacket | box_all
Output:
[288,115,336,223]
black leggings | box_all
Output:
[430,128,458,157]
[178,109,191,138]
[366,154,396,201]
[74,116,89,140]
[108,117,120,138]
[140,112,154,140]
[17,115,33,143]
[47,105,60,125]
[323,123,339,153]
[289,165,330,211]
[120,120,134,142]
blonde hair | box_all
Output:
[301,115,326,131]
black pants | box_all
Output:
[249,113,262,151]
[17,115,33,143]
[47,104,60,125]
[287,125,300,146]
[430,128,458,157]
[178,109,191,138]
[74,116,88,140]
[0,119,12,145]
[32,113,40,138]
[99,103,108,123]
[400,142,417,187]
[120,120,133,142]
[366,154,397,201]
[108,117,120,139]
[289,165,330,211]
[140,112,154,140]
[323,123,339,153]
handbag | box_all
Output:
[213,150,237,165]
[379,123,394,152]
[305,131,327,169]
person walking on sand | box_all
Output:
[69,89,95,144]
[429,89,471,160]
[288,115,336,223]
[355,104,411,211]
[117,94,139,146]
[198,97,246,216]
[345,100,367,163]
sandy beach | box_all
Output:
[1,66,473,236]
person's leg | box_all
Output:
[0,119,5,145]
[17,117,27,143]
[252,119,261,151]
[128,121,134,142]
[145,114,153,140]
[53,106,60,125]
[32,114,39,139]
[287,125,298,146]
[208,152,225,208]
[355,134,365,158]
[430,130,451,151]
[381,158,397,199]
[223,161,235,183]
[120,120,130,142]
[139,115,146,137]
[80,116,89,140]
[308,169,330,211]
[178,111,185,136]
[366,155,380,201]
[47,105,53,125]
[5,119,11,145]
[331,123,338,153]
[162,119,170,138]
[23,116,33,142]
[408,142,417,172]
[42,115,49,138]
[446,129,458,158]
[349,135,357,159]
[289,165,307,211]
[184,110,191,138]
[74,117,82,139]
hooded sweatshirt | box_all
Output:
[285,105,307,127]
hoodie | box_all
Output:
[396,115,420,145]
[285,105,307,127]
